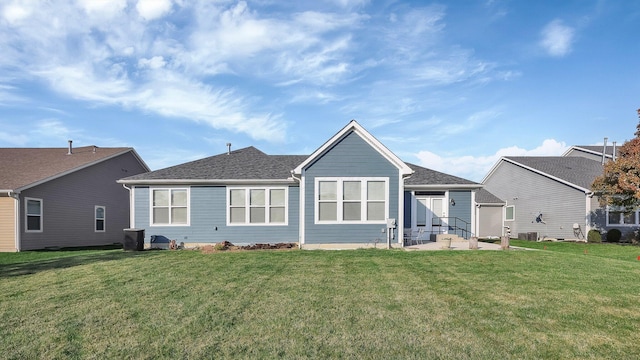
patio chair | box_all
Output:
[405,228,427,245]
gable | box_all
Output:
[0,147,147,191]
[303,131,399,176]
[484,157,602,193]
[294,120,412,176]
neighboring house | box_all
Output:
[483,155,606,241]
[0,142,149,252]
[118,121,482,249]
[474,188,506,239]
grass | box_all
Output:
[1,244,640,359]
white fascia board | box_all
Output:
[501,157,592,193]
[118,179,296,185]
[406,184,483,190]
[15,149,135,192]
[293,120,414,176]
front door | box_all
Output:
[416,196,447,239]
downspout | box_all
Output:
[8,191,20,251]
[122,184,134,229]
[289,171,303,249]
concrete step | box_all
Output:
[435,233,465,243]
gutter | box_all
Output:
[289,172,303,249]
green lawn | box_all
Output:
[2,244,640,359]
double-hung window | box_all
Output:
[95,206,106,232]
[151,188,189,225]
[228,187,287,225]
[25,197,43,232]
[315,178,388,223]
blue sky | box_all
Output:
[1,0,638,181]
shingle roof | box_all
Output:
[121,147,480,187]
[405,163,479,186]
[475,188,504,204]
[121,147,307,182]
[0,146,135,191]
[504,156,603,190]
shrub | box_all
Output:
[606,229,622,243]
[587,230,602,243]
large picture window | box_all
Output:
[228,187,287,225]
[606,207,638,226]
[25,197,43,232]
[95,206,106,232]
[315,178,388,224]
[151,188,189,225]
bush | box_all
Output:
[587,230,602,243]
[606,229,622,243]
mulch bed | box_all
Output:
[200,241,297,253]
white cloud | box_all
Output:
[539,19,575,57]
[415,139,568,182]
[2,2,32,24]
[136,0,172,21]
[75,0,127,17]
[138,56,167,69]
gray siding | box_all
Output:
[303,131,400,244]
[484,161,588,240]
[448,190,472,239]
[19,152,147,250]
[477,206,503,238]
[134,185,299,245]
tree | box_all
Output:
[591,109,640,209]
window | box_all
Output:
[151,188,189,225]
[315,178,388,224]
[25,198,43,232]
[505,205,515,221]
[607,207,638,226]
[95,206,106,232]
[228,187,287,225]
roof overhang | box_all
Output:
[293,120,414,176]
[117,179,297,186]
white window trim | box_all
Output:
[25,197,43,233]
[95,205,106,232]
[505,205,515,221]
[149,187,191,226]
[314,177,389,224]
[226,186,289,226]
[605,207,638,226]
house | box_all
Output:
[118,121,482,249]
[483,155,607,241]
[0,142,149,252]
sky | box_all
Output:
[1,0,639,182]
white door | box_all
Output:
[416,197,447,236]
